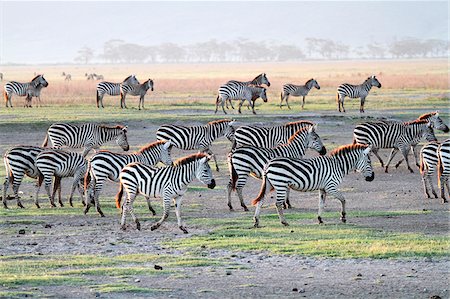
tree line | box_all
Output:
[75,37,449,64]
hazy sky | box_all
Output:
[0,1,448,64]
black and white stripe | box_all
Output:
[35,149,87,208]
[227,125,326,211]
[2,146,44,208]
[280,78,320,109]
[215,84,268,114]
[84,140,173,217]
[336,75,381,113]
[120,79,154,110]
[438,139,450,203]
[96,75,139,108]
[419,142,440,200]
[156,119,235,171]
[234,120,314,148]
[3,75,49,108]
[251,144,374,227]
[42,123,130,157]
[353,119,436,173]
[115,153,216,233]
[226,73,271,88]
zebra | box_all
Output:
[419,142,441,200]
[84,140,173,217]
[0,73,3,81]
[234,120,314,149]
[3,75,49,108]
[95,74,104,80]
[2,146,46,209]
[396,112,449,168]
[251,144,374,227]
[156,119,235,171]
[437,139,450,203]
[96,75,139,108]
[227,125,327,211]
[215,85,268,114]
[336,75,381,113]
[120,79,154,110]
[353,119,437,173]
[35,149,87,208]
[62,72,72,81]
[86,73,95,80]
[280,78,321,110]
[115,153,216,233]
[42,123,130,157]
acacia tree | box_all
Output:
[74,46,94,64]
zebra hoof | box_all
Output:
[317,216,323,224]
[17,202,25,209]
[150,224,160,231]
[242,206,249,212]
[3,203,9,209]
[35,203,41,209]
[442,199,448,204]
[341,217,347,223]
[179,226,189,234]
[136,221,141,231]
[409,169,414,173]
[50,203,56,208]
[98,210,105,218]
[253,220,260,228]
[120,225,126,231]
[281,221,289,226]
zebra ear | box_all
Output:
[363,145,372,155]
[435,110,439,116]
[229,120,236,126]
[163,140,172,150]
[122,126,128,132]
[308,124,317,133]
[200,156,208,164]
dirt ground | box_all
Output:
[1,109,449,298]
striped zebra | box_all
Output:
[62,72,72,81]
[35,149,87,208]
[227,125,327,211]
[353,119,436,173]
[96,75,139,108]
[120,79,154,110]
[226,73,271,87]
[215,85,268,114]
[42,123,130,157]
[280,78,320,110]
[156,119,235,171]
[437,139,450,203]
[234,120,314,148]
[3,75,49,108]
[251,144,374,227]
[84,140,173,217]
[419,142,440,200]
[115,153,216,232]
[336,75,381,113]
[3,146,45,208]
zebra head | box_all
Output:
[259,88,268,103]
[307,78,320,90]
[305,125,326,155]
[355,145,375,181]
[195,155,216,189]
[259,73,271,87]
[369,75,381,88]
[160,141,173,165]
[424,122,438,142]
[116,126,130,151]
[32,75,49,87]
[428,112,449,133]
[146,79,154,91]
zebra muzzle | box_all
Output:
[319,147,327,156]
[207,179,216,189]
[365,172,375,182]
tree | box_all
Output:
[74,46,94,64]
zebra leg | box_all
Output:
[400,147,414,173]
[81,146,93,158]
[236,186,249,212]
[228,99,235,109]
[145,196,156,216]
[52,176,64,207]
[174,195,188,234]
[238,100,244,114]
[2,177,9,208]
[11,175,25,209]
[35,175,43,208]
[371,148,385,168]
[412,145,420,168]
[205,149,219,171]
[284,188,292,209]
[250,100,257,115]
[301,96,305,109]
[275,189,289,226]
[360,97,366,113]
[151,196,171,231]
[384,148,399,173]
[94,188,105,217]
[221,100,227,114]
[226,178,234,211]
[43,176,56,207]
[440,176,449,203]
[253,196,266,228]
[328,189,346,223]
[68,176,79,207]
[317,189,326,224]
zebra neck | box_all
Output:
[139,147,160,165]
[101,128,120,143]
[333,154,357,176]
[406,124,426,141]
[277,136,306,156]
[363,80,373,91]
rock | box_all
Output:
[154,265,163,270]
[18,229,25,235]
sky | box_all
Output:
[0,1,448,64]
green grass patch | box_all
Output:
[91,283,169,294]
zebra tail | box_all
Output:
[228,153,238,191]
[437,157,443,188]
[336,91,339,104]
[115,182,124,209]
[84,163,92,192]
[251,174,272,206]
[42,133,49,147]
[419,155,425,175]
[96,90,100,106]
[3,90,7,105]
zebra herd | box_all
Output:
[3,72,382,112]
[2,111,448,232]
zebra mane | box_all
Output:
[330,144,368,157]
[99,124,126,130]
[207,119,233,126]
[123,75,134,81]
[287,127,308,143]
[305,78,314,85]
[403,119,429,126]
[284,120,314,128]
[31,74,42,81]
[138,140,166,153]
[417,112,437,120]
[173,153,208,166]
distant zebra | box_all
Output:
[280,78,320,109]
[215,85,268,114]
[120,79,154,110]
[437,139,450,203]
[223,73,270,110]
[84,140,173,217]
[62,72,72,81]
[336,75,381,113]
[96,75,139,108]
[0,73,3,81]
[42,123,130,157]
[2,146,45,208]
[3,75,49,108]
[419,142,440,200]
[234,120,314,148]
[251,144,374,227]
[95,74,104,80]
[35,149,87,208]
[227,125,326,211]
[115,153,216,232]
[86,73,95,80]
[353,119,436,173]
[156,119,235,171]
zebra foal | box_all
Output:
[116,153,216,233]
[251,144,374,227]
[3,75,49,108]
[120,79,154,110]
[280,78,320,110]
[96,75,139,108]
[42,123,129,157]
[336,75,381,113]
[84,140,173,217]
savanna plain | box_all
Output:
[0,60,449,298]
